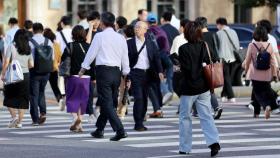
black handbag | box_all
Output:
[59,43,73,77]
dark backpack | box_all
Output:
[30,38,53,74]
[252,43,271,70]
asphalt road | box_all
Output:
[0,88,280,158]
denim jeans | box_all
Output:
[160,53,174,95]
[179,91,219,152]
[29,72,50,123]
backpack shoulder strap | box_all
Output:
[265,43,270,51]
[44,38,49,46]
[252,43,261,52]
[30,38,40,48]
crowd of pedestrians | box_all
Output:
[1,8,280,157]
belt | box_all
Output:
[132,68,148,72]
[96,65,119,69]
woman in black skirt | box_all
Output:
[1,29,34,128]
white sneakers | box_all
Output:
[8,118,18,128]
[59,98,66,111]
[163,92,173,105]
[221,97,236,103]
[88,115,97,124]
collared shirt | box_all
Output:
[4,26,19,55]
[170,33,188,55]
[134,37,150,70]
[78,19,89,30]
[170,15,180,30]
[29,33,54,60]
[81,27,130,75]
[216,26,240,63]
[55,28,73,54]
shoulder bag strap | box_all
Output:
[60,31,68,46]
[79,43,86,54]
[204,42,213,64]
[137,40,146,56]
[44,38,49,46]
[223,30,237,50]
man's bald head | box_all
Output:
[134,21,148,38]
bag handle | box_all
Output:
[79,43,86,54]
[204,42,213,64]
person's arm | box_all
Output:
[244,44,252,73]
[121,39,130,76]
[269,45,278,79]
[79,34,101,76]
[0,45,12,81]
[28,53,34,69]
[86,23,94,44]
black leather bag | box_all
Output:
[59,43,73,77]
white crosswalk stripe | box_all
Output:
[1,102,280,158]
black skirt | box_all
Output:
[3,73,30,109]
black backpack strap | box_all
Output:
[265,43,270,51]
[252,43,261,52]
[60,31,68,45]
[30,38,40,48]
[44,38,49,46]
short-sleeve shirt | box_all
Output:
[5,44,33,73]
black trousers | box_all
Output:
[131,69,148,128]
[95,66,124,133]
[49,71,62,102]
[221,62,238,99]
[86,82,95,115]
[251,80,279,115]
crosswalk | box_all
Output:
[1,100,280,158]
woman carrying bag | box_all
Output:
[60,25,95,132]
[1,29,34,128]
[178,21,220,157]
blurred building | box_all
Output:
[0,0,276,33]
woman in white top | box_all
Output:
[1,29,34,128]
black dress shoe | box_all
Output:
[91,130,104,138]
[214,108,223,120]
[209,143,221,157]
[179,151,189,155]
[110,132,128,141]
[134,126,148,131]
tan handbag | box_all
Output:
[203,42,224,93]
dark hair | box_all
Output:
[14,29,31,55]
[78,10,88,19]
[61,16,72,26]
[138,9,147,15]
[184,21,202,43]
[195,17,208,28]
[124,25,135,38]
[180,18,190,28]
[168,8,176,15]
[72,25,86,42]
[216,17,228,25]
[33,23,44,34]
[257,19,272,33]
[87,11,100,21]
[8,17,18,25]
[116,16,127,29]
[56,21,63,32]
[253,26,269,42]
[24,20,33,30]
[101,12,115,28]
[43,28,56,43]
[162,12,172,22]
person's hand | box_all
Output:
[78,68,86,77]
[92,80,96,84]
[126,80,131,89]
[159,73,164,81]
[1,73,5,82]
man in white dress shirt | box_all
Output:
[79,12,130,141]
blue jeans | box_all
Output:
[29,72,50,123]
[160,53,174,95]
[179,91,219,152]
